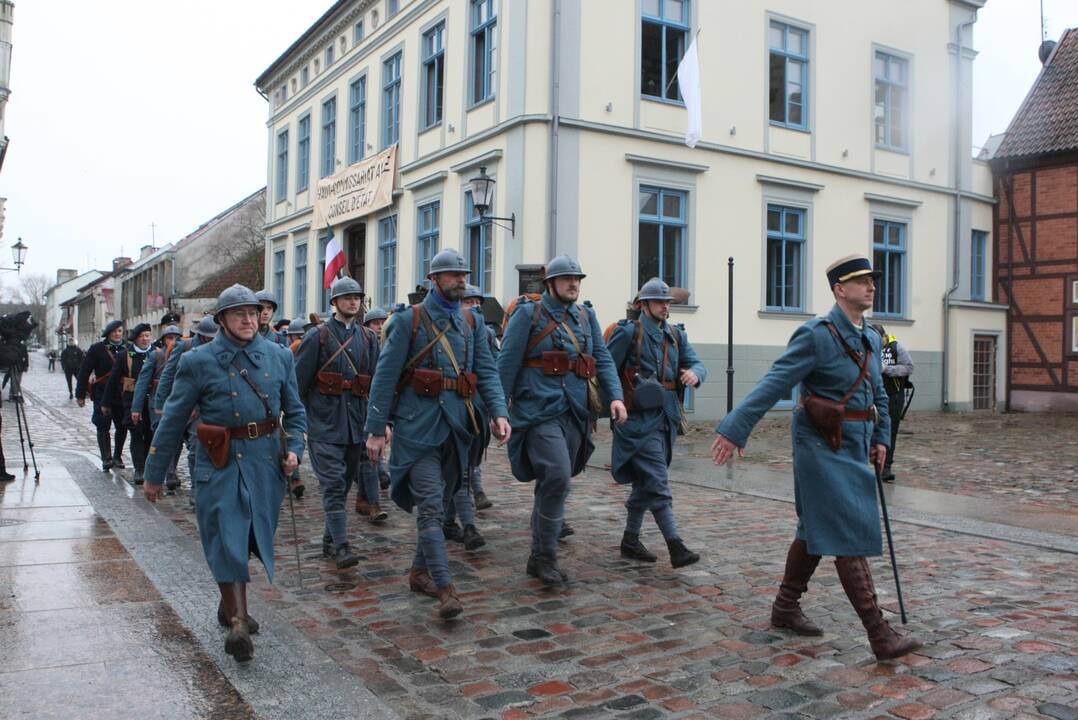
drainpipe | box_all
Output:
[942,17,977,410]
[547,0,561,259]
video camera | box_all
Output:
[0,311,37,373]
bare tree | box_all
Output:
[15,273,49,343]
[209,211,266,268]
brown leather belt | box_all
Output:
[523,358,591,376]
[225,419,279,440]
[441,376,466,391]
[798,401,878,423]
[339,376,371,395]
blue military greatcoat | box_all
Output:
[364,293,507,512]
[605,312,707,482]
[717,305,891,557]
[497,293,623,481]
[294,317,379,444]
[133,346,169,419]
[144,332,307,582]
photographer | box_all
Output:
[76,320,128,471]
[61,339,84,399]
[873,324,914,484]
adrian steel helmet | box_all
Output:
[637,277,675,302]
[544,254,586,280]
[194,316,219,338]
[160,324,182,339]
[428,248,471,276]
[215,284,261,321]
[363,307,389,325]
[286,318,307,336]
[254,288,279,311]
[329,276,364,303]
[462,284,483,300]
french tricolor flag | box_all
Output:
[323,230,346,289]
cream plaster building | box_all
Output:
[257,0,1004,419]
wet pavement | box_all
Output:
[5,358,1078,719]
[0,460,255,719]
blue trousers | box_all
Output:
[357,458,382,504]
[621,430,679,540]
[309,440,361,551]
[443,466,477,527]
[409,440,460,588]
[524,413,583,558]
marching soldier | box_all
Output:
[356,306,391,521]
[255,289,289,346]
[132,324,182,489]
[273,318,292,334]
[294,277,379,569]
[712,255,921,661]
[154,316,219,494]
[364,249,509,620]
[61,337,84,399]
[606,278,706,567]
[285,318,307,353]
[497,255,627,585]
[143,284,306,663]
[103,324,156,485]
[442,284,496,549]
[76,319,128,471]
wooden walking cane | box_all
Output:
[875,457,908,624]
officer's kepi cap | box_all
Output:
[826,254,882,289]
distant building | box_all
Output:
[113,188,266,332]
[990,29,1078,411]
[44,268,104,352]
[60,257,130,349]
[0,0,14,173]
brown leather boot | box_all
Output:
[435,584,463,620]
[836,557,922,660]
[770,539,823,636]
[368,504,388,524]
[355,496,372,516]
[224,616,254,662]
[408,567,439,598]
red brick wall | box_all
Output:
[994,161,1078,395]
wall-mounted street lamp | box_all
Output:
[0,238,28,273]
[467,166,515,237]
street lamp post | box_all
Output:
[467,166,516,236]
[0,237,27,272]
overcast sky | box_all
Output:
[1,0,1076,293]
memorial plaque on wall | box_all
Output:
[516,264,546,295]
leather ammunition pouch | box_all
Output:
[575,354,596,379]
[316,371,345,395]
[410,367,444,397]
[541,350,571,376]
[351,374,372,397]
[455,371,478,399]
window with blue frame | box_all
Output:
[294,241,308,317]
[379,216,398,306]
[417,201,440,288]
[318,234,331,313]
[638,186,687,289]
[768,21,808,128]
[465,191,493,294]
[275,129,288,202]
[874,51,908,150]
[383,53,401,148]
[320,96,336,178]
[641,0,689,101]
[325,44,335,67]
[873,219,907,317]
[765,205,805,311]
[354,20,364,45]
[388,0,399,17]
[470,0,497,105]
[349,77,366,164]
[273,250,285,318]
[422,22,445,128]
[971,230,987,301]
[297,114,311,191]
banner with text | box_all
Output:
[311,145,397,230]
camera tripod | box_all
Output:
[8,369,40,482]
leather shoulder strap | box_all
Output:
[526,304,560,356]
[824,322,872,404]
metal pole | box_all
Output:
[726,257,734,413]
[875,461,908,624]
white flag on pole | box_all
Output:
[677,36,702,148]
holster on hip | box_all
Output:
[801,394,845,451]
[196,423,231,469]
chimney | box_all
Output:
[139,244,157,259]
[56,268,77,285]
[112,256,132,272]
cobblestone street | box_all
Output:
[6,358,1078,720]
